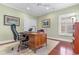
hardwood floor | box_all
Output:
[49,41,78,55]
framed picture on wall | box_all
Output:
[4,15,20,26]
[42,19,50,28]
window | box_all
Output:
[58,13,77,36]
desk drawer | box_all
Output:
[28,42,35,49]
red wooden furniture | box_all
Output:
[74,22,79,53]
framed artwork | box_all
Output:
[42,19,50,28]
[4,15,20,26]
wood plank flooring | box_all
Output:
[49,41,78,55]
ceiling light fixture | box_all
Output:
[46,7,50,10]
[26,7,30,10]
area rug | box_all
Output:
[0,39,59,55]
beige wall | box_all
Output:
[0,4,78,43]
[37,4,79,41]
[0,4,36,43]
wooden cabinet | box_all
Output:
[73,22,79,54]
[28,32,47,52]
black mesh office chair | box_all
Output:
[11,24,19,41]
[37,29,45,32]
[17,34,29,52]
[28,28,33,32]
[17,28,33,52]
[11,24,29,52]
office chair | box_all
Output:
[18,28,33,52]
[37,29,45,32]
[18,28,33,51]
[28,28,33,32]
[18,33,29,52]
[11,24,19,41]
[11,24,29,52]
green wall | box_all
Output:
[0,3,78,43]
[37,4,79,41]
[0,4,35,43]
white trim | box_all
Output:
[0,40,14,44]
[48,37,73,42]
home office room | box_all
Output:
[0,3,79,55]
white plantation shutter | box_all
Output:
[59,13,76,36]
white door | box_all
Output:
[24,16,37,32]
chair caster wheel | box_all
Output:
[11,47,14,51]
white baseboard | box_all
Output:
[48,37,73,42]
[0,40,14,44]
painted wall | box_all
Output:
[37,4,79,41]
[0,4,37,43]
[24,15,37,32]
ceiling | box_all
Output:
[2,3,77,17]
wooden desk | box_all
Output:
[28,32,47,52]
[20,32,47,52]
